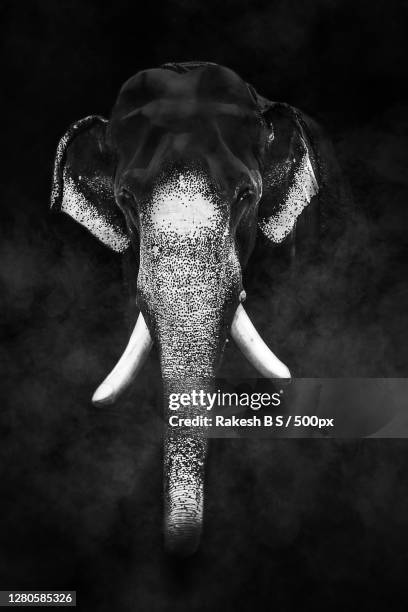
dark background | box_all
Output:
[1,0,408,610]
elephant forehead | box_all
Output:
[109,66,263,197]
[115,65,255,110]
[120,99,249,131]
[109,66,261,156]
[140,170,226,236]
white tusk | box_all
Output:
[231,304,291,379]
[92,312,153,405]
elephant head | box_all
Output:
[51,62,323,555]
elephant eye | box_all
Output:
[120,187,133,200]
[118,187,137,208]
[236,188,254,204]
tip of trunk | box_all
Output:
[163,416,208,558]
[164,522,202,557]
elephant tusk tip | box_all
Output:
[277,365,291,379]
[231,305,292,380]
[92,382,115,405]
[264,362,291,379]
[92,313,152,404]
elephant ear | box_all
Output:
[51,115,130,253]
[255,98,320,245]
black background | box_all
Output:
[1,1,408,610]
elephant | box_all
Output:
[51,61,345,556]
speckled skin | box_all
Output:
[51,62,328,555]
[136,168,242,554]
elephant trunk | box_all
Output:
[161,371,217,557]
[159,358,222,557]
[163,393,208,556]
[131,173,243,553]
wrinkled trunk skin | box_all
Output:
[163,381,209,556]
[136,169,242,555]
